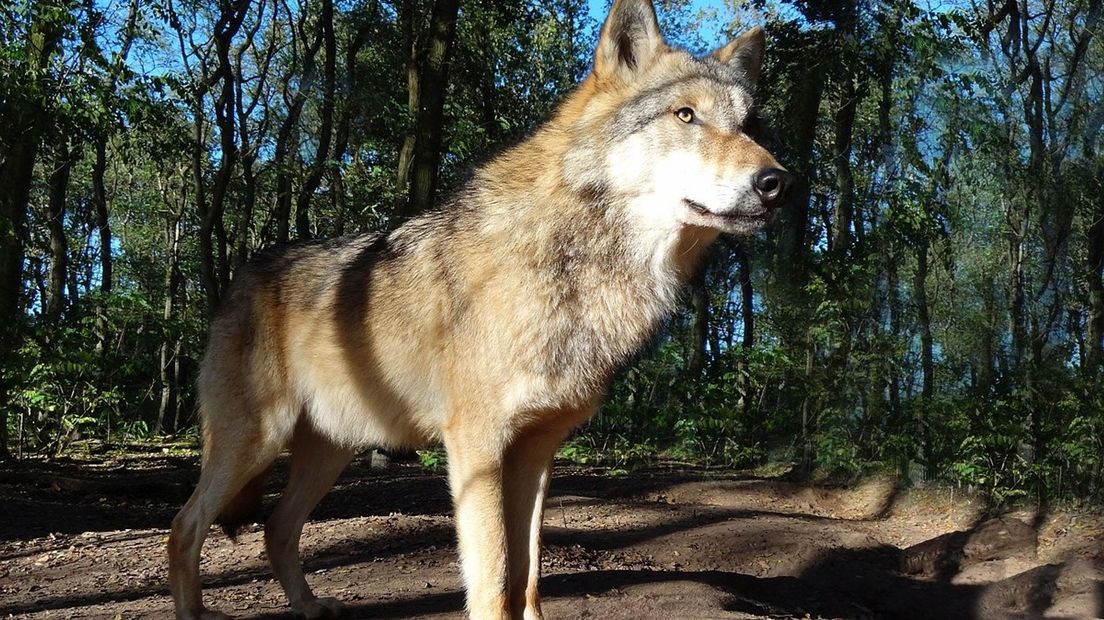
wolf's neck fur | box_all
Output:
[425,99,716,392]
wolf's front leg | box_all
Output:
[444,428,511,619]
[503,428,568,620]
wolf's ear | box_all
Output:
[594,0,667,82]
[711,27,765,85]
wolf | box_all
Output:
[167,0,791,618]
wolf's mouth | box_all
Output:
[683,199,767,222]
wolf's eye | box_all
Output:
[675,107,695,124]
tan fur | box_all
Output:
[167,1,788,618]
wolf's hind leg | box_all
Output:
[265,419,354,618]
[169,426,284,620]
[503,428,567,620]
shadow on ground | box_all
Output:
[2,455,1101,619]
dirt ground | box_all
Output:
[1,450,1102,620]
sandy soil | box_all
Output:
[1,451,1101,619]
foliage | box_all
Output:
[416,448,447,472]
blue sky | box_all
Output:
[586,0,741,52]
[587,0,732,21]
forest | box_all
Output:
[1,0,1102,511]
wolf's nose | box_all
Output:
[752,168,793,207]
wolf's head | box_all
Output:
[559,0,791,237]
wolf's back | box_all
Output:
[196,234,388,422]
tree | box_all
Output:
[395,0,462,219]
[0,0,72,458]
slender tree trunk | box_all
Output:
[295,0,336,239]
[1088,230,1104,370]
[274,123,299,244]
[736,244,755,348]
[886,247,902,415]
[800,344,815,472]
[395,0,420,214]
[476,16,498,142]
[1085,158,1104,371]
[400,0,462,219]
[231,77,260,268]
[915,237,935,476]
[272,4,323,243]
[156,215,182,435]
[190,104,219,315]
[44,140,72,320]
[735,242,755,419]
[329,19,372,238]
[768,48,825,452]
[876,35,902,419]
[688,270,708,376]
[92,139,112,293]
[170,336,183,432]
[916,241,934,400]
[215,214,230,293]
[233,153,258,269]
[230,0,274,268]
[1008,202,1029,374]
[199,0,250,315]
[89,0,138,295]
[977,273,997,393]
[831,72,858,257]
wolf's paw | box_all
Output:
[523,607,544,620]
[293,596,348,619]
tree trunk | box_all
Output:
[199,0,250,315]
[800,344,815,472]
[329,19,372,237]
[272,3,323,244]
[876,32,901,417]
[0,6,65,460]
[92,139,112,293]
[89,0,138,295]
[1082,127,1103,372]
[915,237,935,475]
[476,16,499,143]
[735,242,755,419]
[399,0,462,219]
[1087,177,1104,372]
[1008,202,1028,374]
[687,270,708,376]
[156,215,183,435]
[0,126,34,459]
[233,152,258,269]
[736,243,755,348]
[770,48,824,313]
[230,5,274,270]
[190,104,219,316]
[977,273,997,393]
[886,247,902,416]
[831,72,858,257]
[44,140,72,320]
[295,0,336,239]
[170,336,184,433]
[395,0,420,215]
[273,122,300,244]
